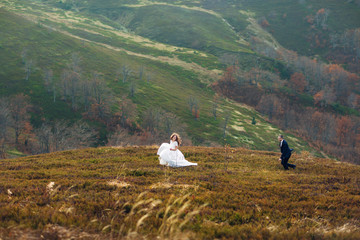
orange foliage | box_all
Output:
[260,19,270,28]
[192,109,200,119]
[336,116,354,146]
[222,66,237,83]
[290,72,306,93]
[313,90,324,105]
[317,8,325,15]
[305,15,314,24]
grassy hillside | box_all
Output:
[0,2,317,154]
[85,4,249,55]
[0,146,360,239]
[239,0,360,57]
[73,0,360,60]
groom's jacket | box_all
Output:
[280,140,292,160]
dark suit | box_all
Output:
[280,140,296,170]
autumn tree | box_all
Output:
[9,94,32,147]
[315,8,330,29]
[290,72,306,93]
[259,17,270,28]
[142,107,161,134]
[87,72,114,122]
[336,116,354,147]
[19,121,35,153]
[118,97,137,128]
[35,120,94,153]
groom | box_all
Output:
[278,135,296,170]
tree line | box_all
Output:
[0,52,191,158]
[213,62,360,164]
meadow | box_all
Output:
[0,146,359,239]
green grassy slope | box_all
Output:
[116,5,248,54]
[239,0,360,57]
[0,5,316,153]
[0,146,359,239]
[29,0,360,60]
[126,0,360,58]
[34,0,252,56]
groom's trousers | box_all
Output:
[281,155,296,170]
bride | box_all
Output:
[157,133,197,167]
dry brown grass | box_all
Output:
[0,146,360,239]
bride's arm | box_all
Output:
[170,146,178,151]
[170,142,179,151]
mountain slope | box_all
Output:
[0,6,314,153]
[1,146,359,239]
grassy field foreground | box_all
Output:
[0,146,359,239]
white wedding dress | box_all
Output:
[157,141,197,167]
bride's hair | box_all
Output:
[170,133,182,145]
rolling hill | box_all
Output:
[1,0,359,163]
[0,146,359,239]
[0,0,317,155]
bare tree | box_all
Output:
[129,80,136,97]
[52,120,69,152]
[53,120,94,151]
[36,123,52,153]
[9,94,32,146]
[139,65,144,81]
[70,0,81,12]
[221,110,231,141]
[52,79,57,103]
[142,107,161,134]
[220,53,238,66]
[89,72,114,121]
[119,64,132,83]
[43,69,53,93]
[24,59,33,81]
[315,8,330,29]
[117,11,135,27]
[35,120,94,153]
[160,111,185,138]
[59,54,83,109]
[62,70,80,110]
[119,97,137,128]
[0,99,12,158]
[69,52,82,74]
[81,78,91,111]
[188,96,200,119]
